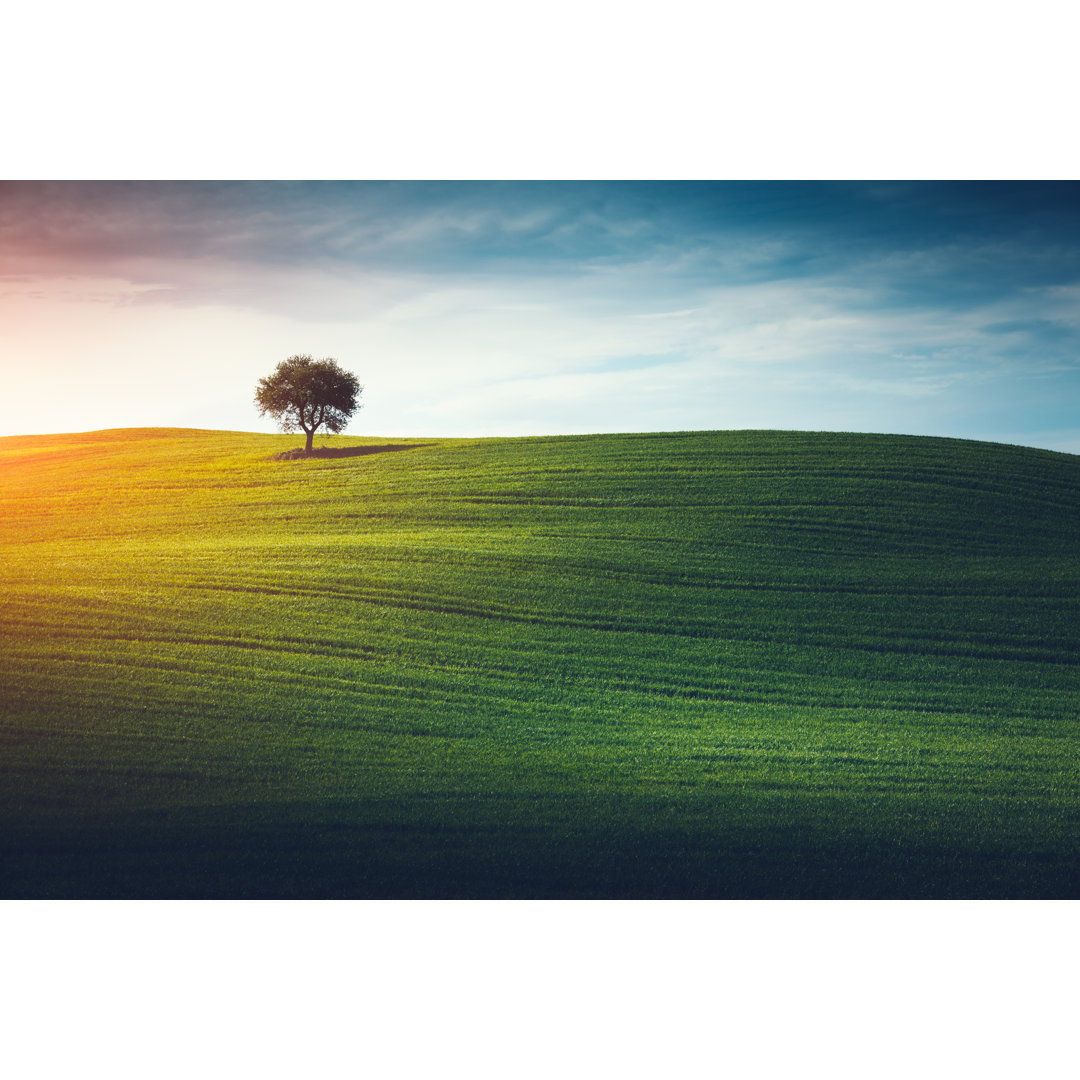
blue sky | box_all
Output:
[2,180,1079,451]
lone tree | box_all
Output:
[255,355,362,454]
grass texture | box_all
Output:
[1,427,1078,897]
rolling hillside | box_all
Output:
[1,427,1078,897]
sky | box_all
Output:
[2,180,1079,452]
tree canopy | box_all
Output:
[255,355,362,453]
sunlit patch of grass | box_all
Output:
[1,427,1079,896]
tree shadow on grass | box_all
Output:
[272,443,436,462]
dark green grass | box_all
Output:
[1,427,1078,897]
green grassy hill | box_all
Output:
[2,427,1078,897]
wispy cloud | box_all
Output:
[1,182,1079,450]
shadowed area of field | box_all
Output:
[3,795,1078,899]
[272,442,435,461]
[1,427,1078,897]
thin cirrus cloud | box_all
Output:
[0,181,1078,451]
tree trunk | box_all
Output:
[305,429,314,454]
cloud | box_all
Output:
[982,318,1078,341]
[636,309,701,320]
[2,182,1079,449]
